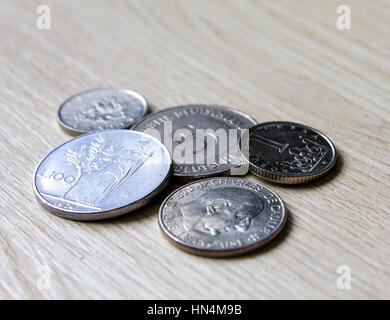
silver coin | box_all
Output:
[241,121,337,184]
[58,88,148,135]
[132,105,257,179]
[159,177,287,257]
[33,130,172,220]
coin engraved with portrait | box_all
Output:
[180,187,263,236]
[159,177,287,257]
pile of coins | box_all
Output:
[33,88,337,257]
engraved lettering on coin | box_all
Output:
[34,130,172,220]
[159,177,287,257]
[132,105,257,179]
[58,88,148,135]
[241,121,337,184]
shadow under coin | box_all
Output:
[81,180,184,225]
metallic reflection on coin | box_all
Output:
[132,105,257,179]
[159,177,287,257]
[58,88,148,135]
[241,121,337,184]
[33,130,172,220]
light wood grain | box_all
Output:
[0,0,389,299]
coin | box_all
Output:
[132,104,257,179]
[33,130,172,220]
[240,121,337,184]
[158,177,287,257]
[58,88,148,135]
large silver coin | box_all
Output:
[159,177,287,257]
[58,88,148,135]
[33,130,172,220]
[132,105,257,179]
[241,121,337,184]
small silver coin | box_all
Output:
[33,130,172,220]
[58,88,148,135]
[159,177,287,257]
[240,121,337,184]
[132,104,257,179]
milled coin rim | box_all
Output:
[57,88,148,136]
[240,121,337,184]
[158,177,287,257]
[132,104,258,179]
[33,129,173,221]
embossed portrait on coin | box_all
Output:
[179,187,263,236]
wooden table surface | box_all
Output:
[1,0,389,299]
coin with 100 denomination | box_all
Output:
[34,130,172,220]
